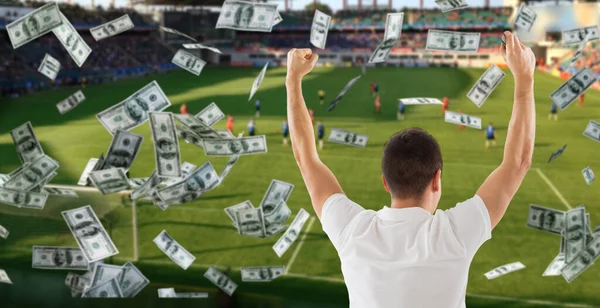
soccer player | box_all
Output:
[485,121,496,150]
[248,117,256,136]
[226,114,234,133]
[318,89,325,105]
[549,102,558,121]
[255,99,261,117]
[282,120,289,146]
[397,100,405,120]
[316,121,325,150]
[578,93,584,108]
[373,82,379,97]
[442,96,449,114]
[180,103,188,115]
[374,95,381,114]
[370,82,375,97]
[284,32,534,307]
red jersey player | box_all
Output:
[442,96,449,114]
[578,93,585,108]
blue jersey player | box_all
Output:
[317,121,325,150]
[282,120,289,146]
[397,100,405,120]
[485,122,496,150]
[549,102,558,121]
[255,99,261,117]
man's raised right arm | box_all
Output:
[476,31,536,230]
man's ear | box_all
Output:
[432,169,442,192]
[382,174,390,193]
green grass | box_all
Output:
[1,66,600,307]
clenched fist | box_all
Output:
[286,48,319,83]
[501,31,535,81]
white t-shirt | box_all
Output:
[321,193,492,308]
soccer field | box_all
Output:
[0,66,599,307]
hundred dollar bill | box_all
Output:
[153,230,195,270]
[260,180,294,216]
[52,12,91,67]
[526,204,565,235]
[177,125,205,148]
[444,110,482,129]
[548,144,567,163]
[89,168,131,195]
[56,90,85,115]
[183,43,222,54]
[328,128,369,148]
[566,32,592,69]
[195,102,225,127]
[62,205,119,262]
[162,162,196,186]
[368,13,404,63]
[399,97,443,105]
[203,135,267,156]
[426,30,480,52]
[583,120,600,142]
[128,177,148,189]
[273,208,310,257]
[564,207,586,263]
[484,262,526,279]
[172,49,206,76]
[0,187,48,209]
[0,269,12,284]
[219,155,240,182]
[90,263,126,288]
[216,0,277,32]
[550,68,596,110]
[215,129,236,139]
[157,288,177,298]
[156,161,220,204]
[273,10,283,26]
[0,173,9,186]
[78,158,99,186]
[467,64,505,107]
[249,62,268,101]
[310,10,331,49]
[241,265,285,282]
[130,171,162,200]
[65,272,90,294]
[175,292,209,298]
[42,187,78,198]
[10,121,44,164]
[160,26,197,42]
[101,130,143,172]
[90,14,134,41]
[97,80,171,134]
[120,262,149,298]
[38,53,60,81]
[435,0,468,12]
[327,75,361,112]
[204,266,237,296]
[542,253,567,276]
[235,207,267,238]
[513,3,537,32]
[264,200,292,226]
[149,112,181,178]
[225,200,254,228]
[582,166,595,185]
[266,224,287,237]
[175,114,222,139]
[3,155,59,191]
[6,2,63,49]
[561,236,600,282]
[0,224,8,239]
[563,26,599,45]
[32,246,89,270]
[82,277,123,298]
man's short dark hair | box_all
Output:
[382,128,443,199]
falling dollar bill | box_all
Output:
[42,187,78,198]
[225,200,254,228]
[484,262,526,279]
[526,204,565,235]
[97,80,171,134]
[38,53,60,81]
[160,26,197,41]
[157,288,177,298]
[82,278,123,298]
[172,49,207,76]
[542,253,567,276]
[130,171,162,200]
[216,0,277,32]
[548,144,567,163]
[175,292,209,298]
[327,75,361,112]
[435,0,468,12]
[328,128,369,148]
[90,263,126,288]
[56,90,86,115]
[89,168,131,195]
[582,166,595,185]
[583,120,600,143]
[174,114,222,139]
[310,10,331,49]
[65,272,90,295]
[260,180,294,216]
[562,26,599,45]
[444,110,482,129]
[153,230,196,270]
[0,224,8,239]
[273,208,311,257]
[219,155,240,183]
[272,10,283,26]
[204,266,237,296]
[264,200,292,227]
[0,187,48,209]
[399,98,443,105]
[235,207,267,238]
[561,236,600,282]
[0,269,12,284]
[156,161,220,204]
[368,13,404,63]
[32,246,89,270]
[149,112,181,178]
[266,224,288,237]
[564,207,586,263]
[78,158,99,186]
[426,30,480,52]
[513,3,537,32]
[52,12,91,67]
[0,173,9,186]
[6,2,63,49]
[249,62,268,101]
[3,155,59,191]
[120,262,149,298]
[128,178,148,189]
[241,266,285,282]
[62,205,119,262]
[162,162,196,186]
[10,121,44,164]
[203,135,268,156]
[195,102,225,127]
[467,64,505,107]
[183,43,221,54]
[90,14,134,41]
[550,68,596,111]
[566,32,592,69]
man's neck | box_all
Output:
[390,197,433,214]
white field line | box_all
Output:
[534,168,573,210]
[285,217,316,274]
